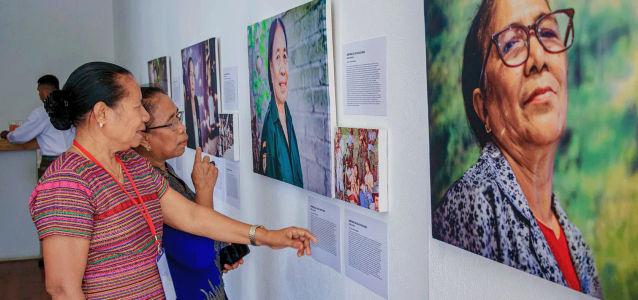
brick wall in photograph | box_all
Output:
[282,0,331,196]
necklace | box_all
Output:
[70,145,123,183]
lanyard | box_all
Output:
[73,140,161,254]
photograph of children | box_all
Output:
[335,128,380,212]
[147,56,171,97]
[426,0,638,298]
[219,113,236,160]
[247,0,333,197]
[181,38,221,156]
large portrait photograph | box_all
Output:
[147,56,171,97]
[247,0,335,197]
[426,0,638,298]
[181,38,222,156]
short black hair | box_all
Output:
[37,75,59,90]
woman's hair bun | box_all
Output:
[45,89,73,130]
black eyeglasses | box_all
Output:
[146,111,183,131]
[479,9,575,89]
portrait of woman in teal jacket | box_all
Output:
[258,18,303,188]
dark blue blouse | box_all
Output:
[158,163,228,300]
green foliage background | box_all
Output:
[425,1,638,298]
[148,57,169,96]
[247,19,272,122]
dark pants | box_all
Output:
[38,155,57,181]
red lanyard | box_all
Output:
[73,140,161,254]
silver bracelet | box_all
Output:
[249,224,265,246]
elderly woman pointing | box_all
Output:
[432,0,602,297]
[30,62,316,299]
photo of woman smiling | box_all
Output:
[426,0,610,297]
[247,0,333,197]
[258,18,303,188]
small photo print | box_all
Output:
[219,113,238,161]
[334,127,387,212]
[147,56,171,97]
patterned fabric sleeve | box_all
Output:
[29,169,95,240]
[151,166,169,200]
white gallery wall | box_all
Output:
[0,0,115,126]
[113,0,428,299]
[111,1,597,299]
[0,0,115,260]
[0,0,598,298]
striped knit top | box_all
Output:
[29,149,169,299]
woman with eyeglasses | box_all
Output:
[135,86,236,299]
[432,0,602,297]
[30,62,317,299]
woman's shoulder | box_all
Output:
[40,152,90,182]
[443,159,500,204]
[439,143,507,203]
[34,152,93,201]
[432,160,503,256]
[433,152,504,226]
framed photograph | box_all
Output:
[219,113,239,161]
[426,0,638,298]
[181,38,222,156]
[247,0,336,197]
[147,56,171,97]
[334,127,387,212]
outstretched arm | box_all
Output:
[6,108,48,143]
[160,187,317,257]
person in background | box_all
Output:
[1,75,75,180]
[135,86,240,299]
[1,75,76,268]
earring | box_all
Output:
[99,123,103,128]
[485,123,492,134]
[145,146,150,152]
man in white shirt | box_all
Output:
[1,75,75,180]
